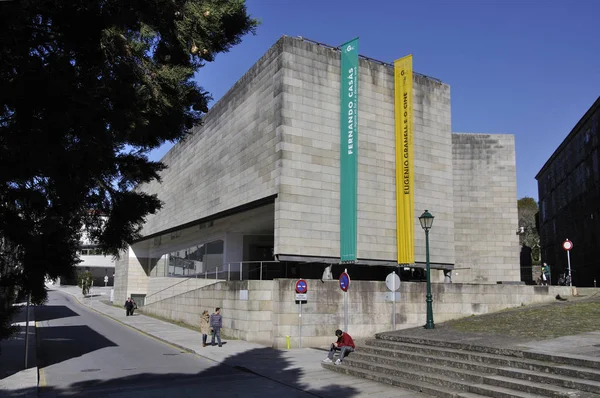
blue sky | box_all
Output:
[150,0,600,201]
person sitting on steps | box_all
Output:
[322,329,355,365]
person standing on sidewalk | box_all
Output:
[210,307,222,347]
[200,310,210,347]
[323,329,355,365]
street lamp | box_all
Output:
[419,210,435,329]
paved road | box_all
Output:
[36,291,319,397]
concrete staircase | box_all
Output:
[323,332,600,397]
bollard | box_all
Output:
[286,335,291,350]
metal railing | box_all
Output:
[143,261,283,306]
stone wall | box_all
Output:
[113,247,148,304]
[452,134,520,283]
[141,280,274,345]
[137,39,284,236]
[275,37,455,264]
[141,278,571,348]
[145,277,220,306]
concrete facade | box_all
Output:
[275,40,455,264]
[452,134,520,283]
[137,42,282,236]
[114,35,519,307]
[140,279,571,348]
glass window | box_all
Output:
[165,238,224,277]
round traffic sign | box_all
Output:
[295,279,308,294]
[104,276,109,282]
[385,272,400,292]
[339,272,350,292]
[563,239,573,251]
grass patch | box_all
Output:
[447,295,600,339]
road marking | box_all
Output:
[35,321,47,388]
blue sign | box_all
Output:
[295,279,308,294]
[339,272,350,292]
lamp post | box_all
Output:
[419,210,435,330]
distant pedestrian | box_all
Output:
[542,263,551,286]
[124,298,134,316]
[200,310,210,347]
[130,298,137,315]
[210,307,222,347]
[322,329,355,365]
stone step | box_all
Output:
[352,346,600,392]
[322,361,483,398]
[369,336,600,372]
[482,375,600,398]
[362,340,600,383]
[323,360,549,398]
[496,366,600,394]
[524,351,600,370]
[374,333,525,357]
[345,352,592,398]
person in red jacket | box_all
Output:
[322,329,355,365]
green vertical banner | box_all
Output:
[340,38,359,263]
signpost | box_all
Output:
[386,271,401,330]
[339,270,350,332]
[563,239,573,287]
[295,279,308,348]
[104,275,109,287]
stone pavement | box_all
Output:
[0,303,38,397]
[51,285,430,398]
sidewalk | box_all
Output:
[0,303,38,397]
[53,285,430,398]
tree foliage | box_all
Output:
[0,0,257,329]
[0,238,20,344]
[518,197,540,261]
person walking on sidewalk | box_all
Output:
[210,307,222,347]
[323,329,355,365]
[200,310,210,347]
[124,298,134,316]
[130,298,137,315]
[541,263,551,286]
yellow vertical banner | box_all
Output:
[394,55,415,264]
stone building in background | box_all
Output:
[536,96,600,287]
[114,36,519,305]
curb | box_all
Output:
[61,289,210,361]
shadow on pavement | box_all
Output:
[30,305,79,322]
[30,347,359,397]
[37,325,118,368]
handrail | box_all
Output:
[144,276,193,302]
[143,261,284,305]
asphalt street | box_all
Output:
[36,290,316,397]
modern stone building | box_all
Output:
[536,96,600,287]
[114,36,519,306]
